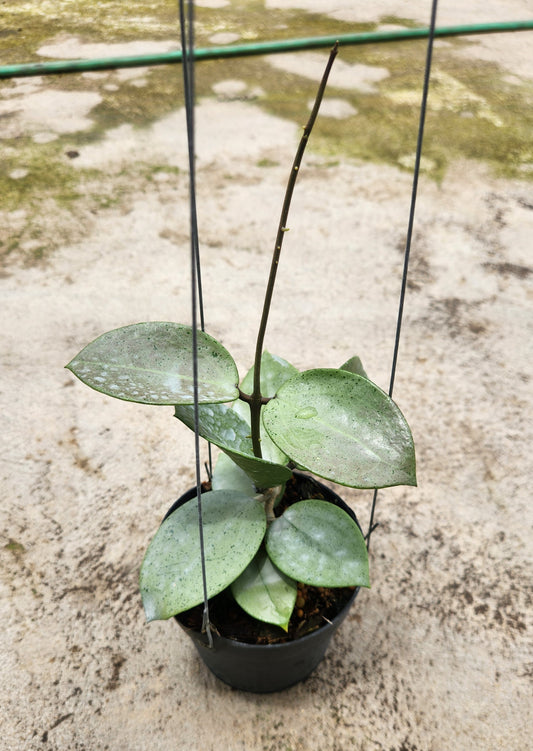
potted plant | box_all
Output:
[66,46,416,692]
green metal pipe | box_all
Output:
[1,21,532,80]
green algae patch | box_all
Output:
[1,3,532,267]
[254,36,533,182]
[4,539,26,556]
[0,1,181,65]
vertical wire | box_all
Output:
[178,0,206,332]
[366,0,439,551]
[178,0,213,479]
[178,0,212,646]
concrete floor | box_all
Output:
[1,2,532,749]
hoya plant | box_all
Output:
[66,47,416,632]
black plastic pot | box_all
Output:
[163,471,361,693]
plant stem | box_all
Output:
[248,42,339,458]
[256,485,282,524]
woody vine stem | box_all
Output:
[243,42,339,460]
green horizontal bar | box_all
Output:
[1,21,532,80]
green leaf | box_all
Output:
[262,369,416,489]
[66,322,239,405]
[340,355,368,379]
[212,452,256,497]
[233,352,298,465]
[139,490,266,621]
[223,450,291,489]
[239,351,299,397]
[174,403,292,488]
[231,548,297,631]
[266,499,369,588]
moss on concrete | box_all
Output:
[1,2,531,266]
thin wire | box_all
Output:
[178,0,213,646]
[366,0,439,551]
[178,2,205,333]
[178,0,213,478]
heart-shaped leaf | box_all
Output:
[174,403,292,488]
[231,548,297,630]
[266,499,369,588]
[139,490,266,621]
[67,322,239,405]
[262,369,416,489]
